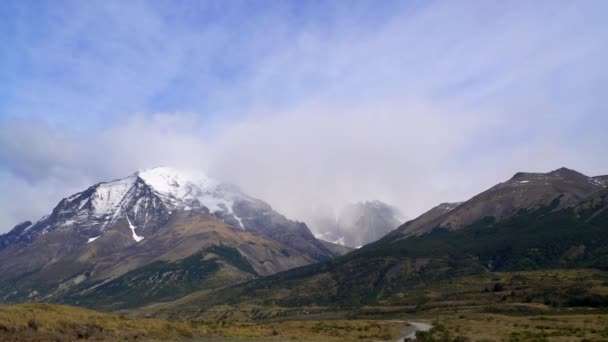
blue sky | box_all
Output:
[1,0,607,231]
[0,0,415,128]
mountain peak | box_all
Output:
[136,166,217,198]
[309,200,405,248]
[548,167,584,177]
[510,167,586,182]
[396,167,606,239]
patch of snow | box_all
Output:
[138,166,216,199]
[19,221,33,232]
[313,231,331,239]
[233,213,245,230]
[78,197,89,210]
[59,219,76,227]
[393,215,407,222]
[87,236,100,243]
[333,237,346,246]
[590,178,607,188]
[126,215,144,242]
[91,176,137,217]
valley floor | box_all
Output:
[3,269,608,341]
[2,304,608,341]
[0,303,403,341]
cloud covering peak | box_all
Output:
[1,0,607,231]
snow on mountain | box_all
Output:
[138,167,215,201]
[90,175,138,218]
[87,236,100,243]
[1,167,260,248]
[126,214,144,242]
[137,166,250,228]
[592,175,608,188]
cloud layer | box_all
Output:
[1,1,607,231]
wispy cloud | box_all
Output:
[1,1,607,231]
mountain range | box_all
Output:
[2,166,608,318]
[138,167,608,318]
[0,167,349,308]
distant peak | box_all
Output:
[137,166,215,193]
[549,167,576,174]
[547,167,586,178]
[510,167,585,181]
[364,200,388,207]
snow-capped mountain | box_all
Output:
[1,167,341,260]
[2,168,220,248]
[309,200,405,248]
[0,167,349,307]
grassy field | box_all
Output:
[131,268,608,341]
[0,303,403,341]
[356,269,608,341]
[422,313,608,341]
[376,268,608,315]
[3,269,608,341]
[144,268,608,321]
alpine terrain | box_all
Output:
[0,167,348,310]
[149,167,608,319]
[310,201,405,248]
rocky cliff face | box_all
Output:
[310,200,405,248]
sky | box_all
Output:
[1,0,607,232]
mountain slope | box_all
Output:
[0,211,319,308]
[155,167,608,315]
[592,175,608,187]
[0,167,347,309]
[390,167,605,238]
[1,167,339,261]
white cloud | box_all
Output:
[1,1,607,232]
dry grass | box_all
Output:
[0,303,403,341]
[0,303,195,340]
[429,313,608,341]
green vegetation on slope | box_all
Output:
[64,245,258,310]
[167,196,608,310]
[206,244,257,274]
[0,303,403,341]
[364,196,608,271]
